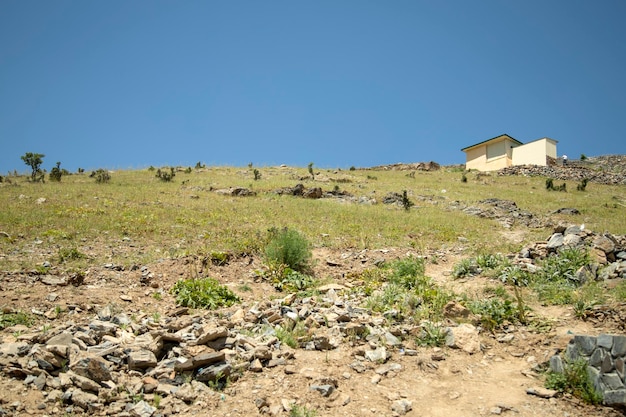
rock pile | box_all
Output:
[514,224,626,280]
[550,334,626,407]
[497,164,626,185]
[0,284,451,416]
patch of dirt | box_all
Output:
[1,245,625,417]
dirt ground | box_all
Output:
[1,241,625,417]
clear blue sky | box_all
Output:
[1,1,625,173]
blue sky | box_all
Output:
[1,1,625,173]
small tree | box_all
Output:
[307,162,315,180]
[21,152,45,182]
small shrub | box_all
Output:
[576,178,588,191]
[453,258,479,278]
[58,247,86,263]
[468,297,520,331]
[461,173,467,183]
[264,227,312,273]
[387,256,425,289]
[253,168,261,181]
[90,169,111,183]
[275,319,309,348]
[77,167,84,174]
[401,190,414,211]
[580,154,587,160]
[498,264,531,286]
[195,161,205,169]
[156,167,175,182]
[416,322,447,347]
[546,178,567,192]
[349,166,356,171]
[545,358,602,405]
[170,277,240,309]
[307,162,315,179]
[49,162,63,182]
[184,167,192,174]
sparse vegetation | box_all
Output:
[155,167,175,182]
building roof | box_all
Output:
[461,134,523,152]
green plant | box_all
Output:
[58,247,86,263]
[307,162,315,179]
[195,161,204,169]
[21,152,45,182]
[401,190,414,211]
[275,269,315,293]
[468,297,520,331]
[387,256,425,289]
[0,311,34,330]
[90,169,111,183]
[153,393,162,409]
[546,178,567,192]
[452,258,479,278]
[253,168,261,181]
[576,178,588,191]
[498,264,530,286]
[545,358,602,405]
[156,167,175,182]
[152,292,163,301]
[416,322,447,347]
[290,404,318,417]
[461,173,467,183]
[580,154,587,160]
[49,161,63,182]
[170,277,240,309]
[264,227,312,273]
[275,319,309,348]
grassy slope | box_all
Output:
[0,166,624,270]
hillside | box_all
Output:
[0,157,625,417]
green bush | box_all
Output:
[49,162,63,182]
[468,297,519,331]
[416,322,448,347]
[545,358,602,405]
[156,167,175,182]
[170,277,240,309]
[387,256,425,289]
[264,228,312,273]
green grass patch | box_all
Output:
[0,310,35,330]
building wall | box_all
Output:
[511,138,558,166]
[465,137,519,171]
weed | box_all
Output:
[195,161,205,169]
[0,311,35,330]
[265,227,312,273]
[171,277,240,309]
[307,162,315,179]
[498,264,531,286]
[153,393,162,409]
[290,404,318,417]
[58,247,86,263]
[238,283,252,292]
[530,247,591,305]
[545,358,603,405]
[576,178,588,191]
[468,296,521,331]
[275,319,309,348]
[461,173,467,183]
[546,178,567,192]
[452,258,479,278]
[152,292,162,301]
[253,168,261,181]
[416,322,447,347]
[613,280,626,302]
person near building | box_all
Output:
[562,154,568,165]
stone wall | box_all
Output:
[550,334,626,406]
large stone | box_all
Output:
[573,335,597,356]
[612,336,626,357]
[593,235,616,254]
[194,325,228,345]
[129,400,156,417]
[195,362,231,382]
[128,350,157,370]
[445,324,481,354]
[603,389,626,406]
[70,389,99,411]
[546,233,564,250]
[71,356,112,383]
